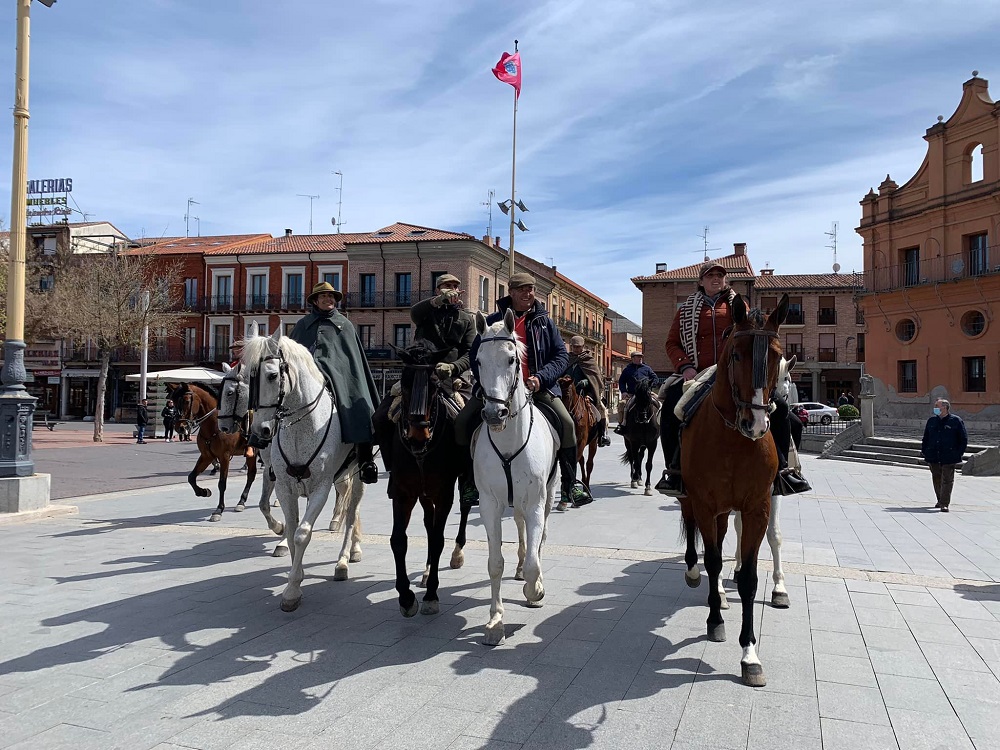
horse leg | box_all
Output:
[768,494,789,608]
[258,468,289,558]
[235,453,256,512]
[451,483,470,569]
[643,439,655,495]
[480,493,506,646]
[513,504,527,581]
[419,501,435,588]
[390,496,419,618]
[715,513,730,610]
[585,441,596,489]
[334,478,362,581]
[702,519,726,643]
[277,494,301,610]
[521,490,547,607]
[737,509,769,686]
[210,455,232,521]
[188,452,215,501]
[421,497,451,615]
[282,483,331,612]
[682,502,701,588]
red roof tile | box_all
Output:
[128,234,270,256]
[753,272,863,290]
[205,233,370,255]
[631,253,756,284]
[344,222,476,244]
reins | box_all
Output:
[712,327,779,433]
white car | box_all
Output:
[792,402,840,425]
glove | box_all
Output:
[576,380,589,394]
[435,362,455,379]
[431,289,459,307]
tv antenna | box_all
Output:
[826,221,840,273]
[297,193,320,234]
[331,170,345,233]
[695,225,721,261]
[185,198,200,238]
[482,189,495,238]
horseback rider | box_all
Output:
[613,351,657,434]
[565,335,612,447]
[455,272,595,508]
[655,262,809,496]
[372,273,476,480]
[288,281,381,484]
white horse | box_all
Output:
[241,330,360,611]
[473,310,560,646]
[217,358,363,573]
[730,354,798,609]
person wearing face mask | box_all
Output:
[921,398,968,512]
[288,282,381,484]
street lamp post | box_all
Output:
[1,0,54,510]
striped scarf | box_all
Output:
[678,289,735,371]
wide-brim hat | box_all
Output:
[508,271,535,289]
[307,281,343,304]
[569,335,585,347]
[435,273,461,289]
[698,261,727,280]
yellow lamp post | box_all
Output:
[1,0,55,504]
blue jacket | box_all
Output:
[921,413,968,465]
[619,361,657,395]
[471,297,568,397]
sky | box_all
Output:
[1,1,998,322]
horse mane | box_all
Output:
[480,319,527,365]
[238,334,324,389]
[187,382,219,408]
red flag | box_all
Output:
[492,51,521,98]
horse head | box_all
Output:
[170,382,194,426]
[218,362,248,435]
[775,354,797,404]
[397,340,445,448]
[722,292,788,440]
[475,309,526,429]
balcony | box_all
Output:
[342,290,428,309]
[785,310,804,325]
[817,310,837,326]
[818,347,837,363]
[176,293,314,314]
[861,249,1000,293]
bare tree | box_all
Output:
[36,249,182,441]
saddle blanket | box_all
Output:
[674,364,717,423]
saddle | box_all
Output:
[674,365,717,424]
[533,397,566,439]
[388,377,470,424]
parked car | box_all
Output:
[792,402,839,425]
[791,404,810,426]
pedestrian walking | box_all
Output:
[161,401,177,442]
[838,392,849,406]
[921,398,968,512]
[136,398,149,444]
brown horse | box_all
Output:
[679,292,788,687]
[557,375,599,490]
[169,382,257,522]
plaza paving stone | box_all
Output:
[3,446,1000,748]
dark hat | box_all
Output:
[630,351,643,358]
[508,272,535,289]
[435,273,461,288]
[307,281,343,304]
[698,261,727,280]
[569,335,585,347]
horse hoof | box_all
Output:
[644,487,652,496]
[209,513,222,523]
[280,596,301,613]
[420,600,440,616]
[514,568,525,581]
[349,551,362,563]
[707,623,726,642]
[234,504,245,513]
[333,564,348,581]
[400,600,419,618]
[630,480,638,489]
[484,623,506,646]
[741,662,767,687]
[272,545,289,558]
[771,591,791,609]
[450,549,465,569]
[685,570,701,588]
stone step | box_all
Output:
[862,436,993,454]
[824,454,930,471]
[840,449,927,466]
[852,444,924,458]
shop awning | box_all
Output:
[125,366,224,384]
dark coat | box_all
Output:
[618,362,657,396]
[921,413,968,465]
[409,297,476,375]
[565,350,603,401]
[471,297,568,396]
[136,404,148,427]
[289,308,380,444]
[160,404,176,426]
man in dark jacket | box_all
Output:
[136,398,149,444]
[613,351,657,434]
[565,335,611,447]
[289,282,381,484]
[921,398,968,512]
[455,272,594,508]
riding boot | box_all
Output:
[559,446,593,507]
[458,452,479,506]
[597,419,612,447]
[770,397,811,495]
[655,431,685,497]
[356,442,379,484]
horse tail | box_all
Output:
[619,450,631,465]
[677,512,702,552]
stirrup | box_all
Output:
[459,483,480,506]
[568,482,593,507]
[655,470,685,497]
[359,461,379,484]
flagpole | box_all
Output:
[508,39,518,282]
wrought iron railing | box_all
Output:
[861,249,1000,293]
[817,311,837,325]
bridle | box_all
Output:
[397,363,442,460]
[218,367,251,437]
[478,335,527,422]
[713,327,778,432]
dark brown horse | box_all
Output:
[620,377,659,495]
[558,375,599,490]
[169,382,257,522]
[679,293,788,687]
[381,341,472,618]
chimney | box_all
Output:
[734,242,746,256]
[284,228,293,237]
[761,268,774,276]
[655,262,668,274]
[482,235,491,245]
[495,236,501,248]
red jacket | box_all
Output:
[665,292,734,374]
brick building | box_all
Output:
[856,74,1000,425]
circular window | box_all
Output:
[961,310,987,337]
[895,318,916,343]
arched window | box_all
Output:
[969,143,985,183]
